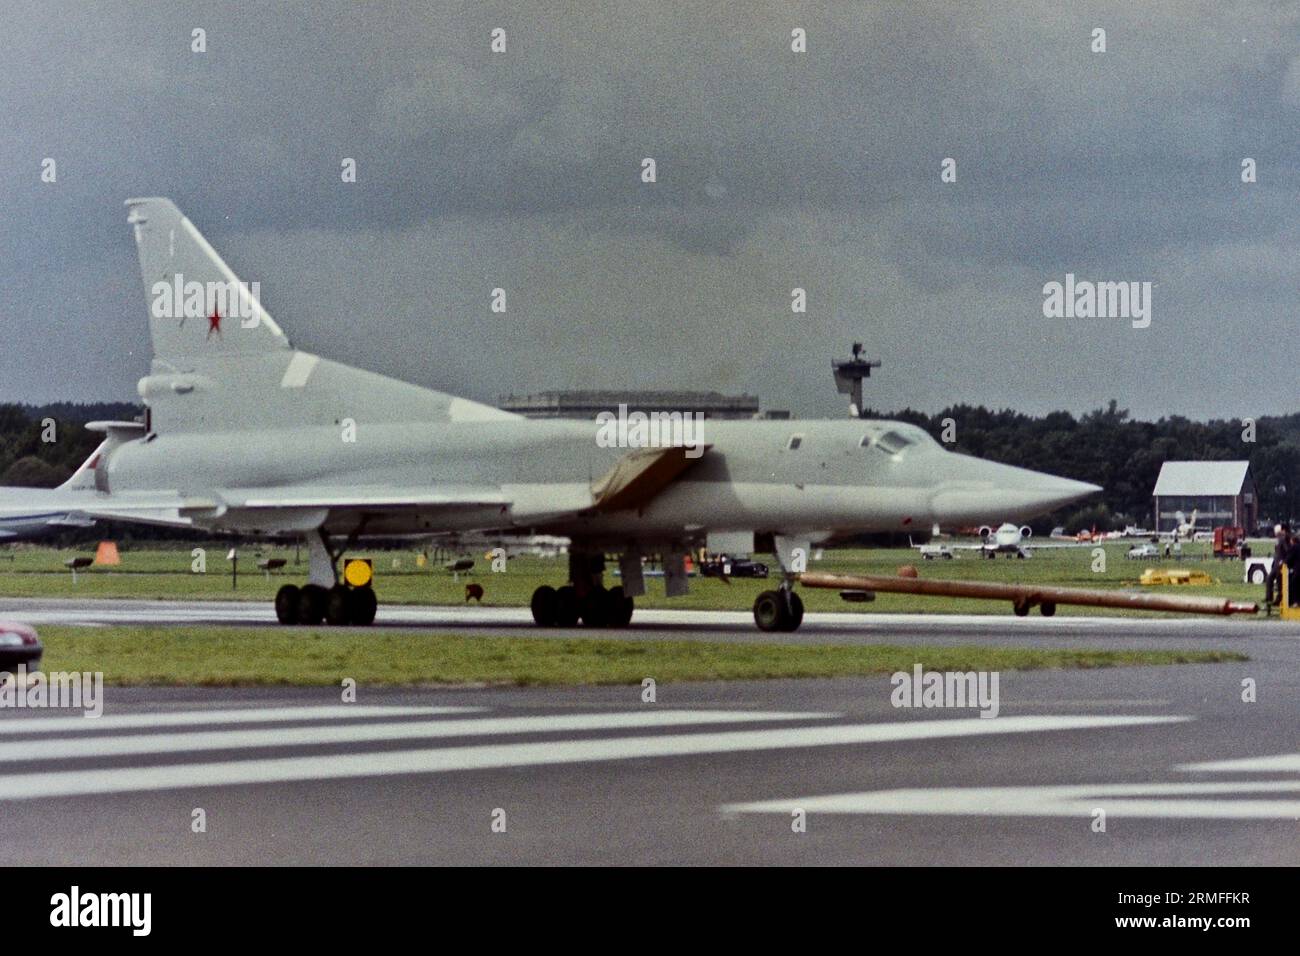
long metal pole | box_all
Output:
[799,571,1258,616]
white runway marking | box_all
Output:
[724,780,1300,820]
[0,709,836,762]
[0,713,1182,800]
[1179,754,1300,773]
[0,705,480,734]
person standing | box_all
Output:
[1284,529,1300,607]
[1266,523,1291,606]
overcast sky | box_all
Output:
[1,1,1297,420]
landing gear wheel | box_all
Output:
[753,590,786,632]
[349,586,377,626]
[1040,602,1057,618]
[780,591,804,632]
[275,584,300,625]
[607,586,634,628]
[530,585,558,626]
[325,586,352,626]
[579,585,610,627]
[554,585,579,627]
[297,584,328,625]
[1013,600,1030,617]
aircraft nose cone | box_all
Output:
[1029,476,1103,511]
[929,460,1101,525]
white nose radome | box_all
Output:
[929,460,1101,525]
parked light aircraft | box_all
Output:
[1160,509,1200,542]
[918,522,1092,560]
[0,199,1100,631]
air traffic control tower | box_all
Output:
[832,342,881,418]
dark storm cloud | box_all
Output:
[1,0,1297,419]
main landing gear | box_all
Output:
[530,551,634,628]
[273,532,378,626]
[275,581,377,626]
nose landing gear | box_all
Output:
[752,587,804,632]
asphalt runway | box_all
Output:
[0,598,1297,864]
[1,595,1296,650]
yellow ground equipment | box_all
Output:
[1279,565,1300,620]
[1138,568,1214,587]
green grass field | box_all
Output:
[0,541,1265,617]
[32,626,1247,686]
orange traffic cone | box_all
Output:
[93,541,121,566]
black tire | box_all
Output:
[753,590,786,632]
[554,585,579,627]
[297,584,327,625]
[1040,602,1057,617]
[349,586,378,626]
[780,591,805,632]
[325,586,352,626]
[607,585,634,628]
[579,585,609,627]
[274,584,300,625]
[1012,600,1030,617]
[530,585,558,626]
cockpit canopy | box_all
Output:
[860,422,939,455]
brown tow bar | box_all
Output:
[797,572,1259,617]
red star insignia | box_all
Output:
[207,308,222,339]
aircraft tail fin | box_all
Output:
[58,443,105,492]
[59,421,149,492]
[122,198,519,434]
[124,198,290,363]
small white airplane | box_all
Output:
[920,522,1093,559]
[1158,509,1200,542]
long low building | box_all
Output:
[1151,460,1256,532]
[498,390,787,420]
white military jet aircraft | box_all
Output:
[0,199,1100,631]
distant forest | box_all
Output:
[3,400,1299,539]
[0,402,140,489]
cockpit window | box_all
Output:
[787,434,803,450]
[874,431,913,455]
